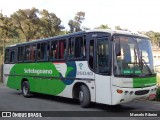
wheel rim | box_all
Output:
[23,84,28,95]
[79,91,83,102]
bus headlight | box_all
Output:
[117,89,123,94]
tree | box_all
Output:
[0,13,18,40]
[11,8,40,41]
[82,26,90,30]
[68,11,85,33]
[0,13,19,57]
[115,26,122,30]
[95,24,110,29]
[11,8,63,41]
[68,20,75,33]
[39,9,63,38]
[141,31,160,45]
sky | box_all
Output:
[0,0,160,32]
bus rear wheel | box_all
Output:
[22,81,31,97]
[79,85,91,108]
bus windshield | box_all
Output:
[114,35,155,76]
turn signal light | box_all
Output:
[130,91,134,95]
[124,91,128,95]
[117,89,123,94]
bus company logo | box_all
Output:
[79,63,83,69]
[24,68,52,75]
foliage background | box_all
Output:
[0,8,160,68]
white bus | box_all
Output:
[3,29,157,107]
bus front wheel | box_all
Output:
[22,81,31,97]
[79,85,91,108]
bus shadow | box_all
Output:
[29,92,79,105]
[16,91,136,112]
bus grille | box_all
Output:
[135,90,149,95]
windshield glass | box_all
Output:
[114,35,155,76]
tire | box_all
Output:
[22,81,31,97]
[79,85,91,108]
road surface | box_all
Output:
[0,82,160,120]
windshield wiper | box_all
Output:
[134,47,138,64]
[141,58,152,75]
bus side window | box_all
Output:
[75,37,81,58]
[37,43,41,60]
[36,43,47,61]
[75,36,86,58]
[30,44,36,61]
[5,49,9,63]
[41,43,48,61]
[10,50,15,63]
[59,40,66,59]
[18,46,24,62]
[89,40,94,70]
[68,38,74,59]
[68,36,86,60]
[24,45,30,61]
[47,42,50,60]
[82,36,86,58]
[50,40,58,60]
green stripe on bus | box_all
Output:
[133,77,156,88]
[7,62,66,95]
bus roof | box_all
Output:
[86,29,149,38]
[6,29,148,47]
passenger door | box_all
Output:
[95,37,112,105]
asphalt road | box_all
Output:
[0,82,160,120]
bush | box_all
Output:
[155,87,160,101]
